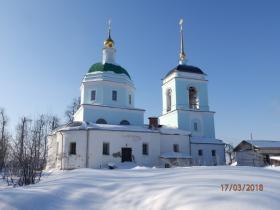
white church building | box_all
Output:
[46,20,225,169]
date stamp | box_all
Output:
[221,184,264,192]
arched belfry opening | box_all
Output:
[189,87,199,109]
[166,89,172,112]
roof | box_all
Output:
[53,122,155,133]
[234,140,280,152]
[165,64,205,78]
[270,156,280,161]
[88,62,131,79]
[246,140,280,149]
[159,126,191,135]
[51,121,192,136]
[191,137,225,145]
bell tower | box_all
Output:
[159,19,215,139]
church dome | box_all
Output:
[88,62,131,79]
[104,37,114,48]
[165,64,206,78]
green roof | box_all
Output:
[88,63,131,79]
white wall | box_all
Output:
[191,143,225,166]
[55,130,88,169]
[160,134,190,154]
[78,104,144,125]
[47,128,225,170]
[88,130,161,168]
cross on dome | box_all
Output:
[104,19,114,48]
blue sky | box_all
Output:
[0,0,279,144]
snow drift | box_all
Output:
[0,166,279,210]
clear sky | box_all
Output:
[0,0,279,145]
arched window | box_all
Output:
[188,87,199,109]
[166,89,172,112]
[96,118,107,124]
[120,120,130,125]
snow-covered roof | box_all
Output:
[160,152,192,159]
[246,140,280,149]
[270,156,280,161]
[51,121,192,135]
[54,122,156,133]
[191,137,225,145]
[159,126,191,135]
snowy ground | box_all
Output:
[0,166,280,210]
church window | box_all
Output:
[194,122,198,131]
[212,150,216,157]
[129,94,132,105]
[198,149,203,156]
[189,87,199,109]
[69,142,76,155]
[103,142,110,155]
[91,90,96,101]
[142,143,149,155]
[120,120,130,125]
[96,118,107,124]
[173,144,179,152]
[166,89,172,112]
[112,90,117,101]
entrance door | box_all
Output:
[122,148,132,162]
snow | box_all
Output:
[159,126,191,135]
[191,136,224,144]
[53,121,192,135]
[0,166,279,210]
[270,156,280,161]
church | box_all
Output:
[46,20,225,169]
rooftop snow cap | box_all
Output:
[165,64,206,78]
[88,62,131,79]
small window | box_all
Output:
[69,142,76,155]
[173,144,179,152]
[103,142,110,155]
[91,90,96,101]
[96,119,107,124]
[198,149,203,156]
[212,150,216,157]
[112,90,117,101]
[120,120,130,125]
[142,143,149,155]
[194,122,198,131]
[129,94,132,105]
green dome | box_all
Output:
[88,63,131,79]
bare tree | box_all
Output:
[65,97,80,123]
[0,108,9,172]
[6,114,61,186]
[225,143,235,165]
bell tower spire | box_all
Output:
[179,18,186,65]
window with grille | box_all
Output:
[142,143,149,155]
[91,90,96,101]
[112,90,117,101]
[173,144,179,152]
[103,142,110,155]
